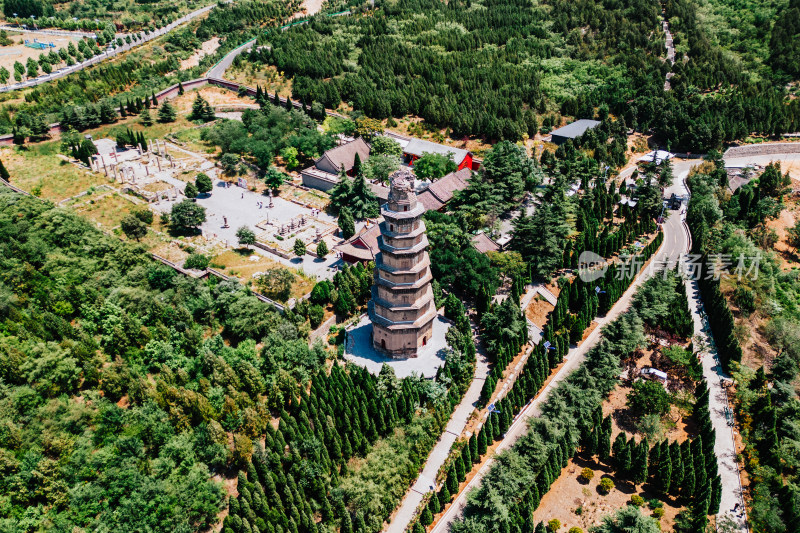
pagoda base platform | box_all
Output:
[344,314,451,378]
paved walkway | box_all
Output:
[150,173,342,280]
[686,278,748,531]
[386,343,490,533]
[672,163,747,532]
[432,248,664,533]
[431,171,696,533]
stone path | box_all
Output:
[385,332,490,533]
[663,17,676,90]
[685,279,748,532]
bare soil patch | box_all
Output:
[180,36,220,69]
[532,456,684,531]
[525,295,554,326]
[171,85,256,115]
[0,30,83,73]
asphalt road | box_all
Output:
[206,37,257,79]
[0,2,221,93]
[431,163,697,533]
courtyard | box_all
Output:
[150,170,343,279]
[344,314,452,379]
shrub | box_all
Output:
[184,181,198,199]
[579,467,594,483]
[255,268,294,302]
[120,214,147,241]
[733,286,756,315]
[568,528,583,533]
[647,499,663,509]
[132,207,154,224]
[183,253,210,270]
[196,172,213,194]
[310,281,332,304]
[547,519,561,532]
[627,379,671,417]
[635,414,664,441]
[170,200,206,231]
[652,507,664,519]
[598,477,615,494]
[630,494,645,507]
[309,304,324,328]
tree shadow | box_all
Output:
[167,226,202,238]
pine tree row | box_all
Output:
[60,92,160,132]
[224,364,420,533]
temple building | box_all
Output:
[368,169,437,357]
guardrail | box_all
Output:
[0,3,218,94]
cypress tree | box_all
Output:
[469,435,478,463]
[587,427,598,456]
[478,427,488,455]
[669,441,683,492]
[681,441,695,499]
[530,482,540,509]
[656,441,672,495]
[632,438,648,485]
[445,466,457,495]
[709,475,722,515]
[439,484,451,507]
[455,454,466,482]
[420,507,433,526]
[461,442,472,467]
[612,433,629,475]
[691,437,707,496]
[429,493,440,514]
[598,416,612,462]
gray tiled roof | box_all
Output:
[550,119,601,140]
[403,138,469,164]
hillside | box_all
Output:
[239,0,800,149]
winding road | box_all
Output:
[430,158,750,533]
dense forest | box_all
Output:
[685,160,800,532]
[0,190,477,531]
[242,0,800,149]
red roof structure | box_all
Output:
[334,223,381,263]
